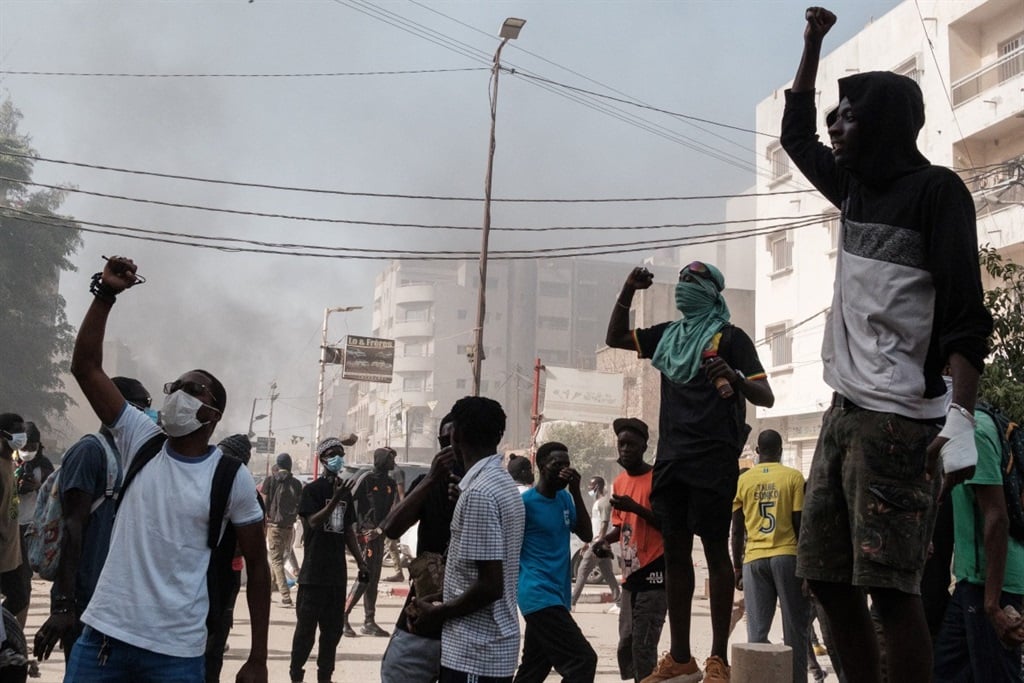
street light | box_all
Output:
[314,305,363,473]
[472,16,526,397]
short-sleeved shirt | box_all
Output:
[518,488,576,615]
[58,433,122,612]
[952,411,1024,594]
[260,473,303,527]
[82,404,264,658]
[298,476,355,586]
[592,493,612,538]
[356,470,397,529]
[733,462,805,563]
[634,323,765,465]
[442,454,525,678]
[612,469,664,590]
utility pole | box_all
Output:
[530,357,544,455]
[313,305,362,476]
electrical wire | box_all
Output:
[3,175,835,232]
[1,204,825,261]
[0,67,487,78]
[3,150,821,203]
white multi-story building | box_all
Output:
[754,0,1024,473]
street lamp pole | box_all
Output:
[314,305,363,474]
[472,17,526,397]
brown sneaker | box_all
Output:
[640,652,702,683]
[703,656,730,682]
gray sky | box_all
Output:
[0,0,901,442]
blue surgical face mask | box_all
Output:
[324,455,345,473]
[143,408,160,424]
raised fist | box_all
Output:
[804,7,837,43]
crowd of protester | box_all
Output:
[2,6,1023,682]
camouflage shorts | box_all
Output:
[796,400,941,595]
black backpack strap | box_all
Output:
[208,455,244,550]
[115,433,167,512]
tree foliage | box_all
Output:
[978,246,1024,422]
[540,421,617,482]
[0,100,82,432]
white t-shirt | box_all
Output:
[81,404,263,658]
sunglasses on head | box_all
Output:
[679,261,713,281]
[129,396,152,410]
[163,380,210,398]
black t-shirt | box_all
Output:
[394,468,462,638]
[297,476,355,586]
[355,470,397,529]
[635,323,765,466]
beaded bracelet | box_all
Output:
[89,272,118,304]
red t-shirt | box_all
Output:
[612,469,663,588]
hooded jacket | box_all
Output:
[781,72,992,420]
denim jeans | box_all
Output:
[64,626,204,682]
[933,580,1023,682]
[743,554,809,683]
[380,628,441,683]
[617,588,667,682]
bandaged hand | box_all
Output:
[935,405,977,475]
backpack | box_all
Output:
[25,433,121,581]
[975,402,1024,543]
[115,436,245,626]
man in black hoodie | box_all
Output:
[782,8,993,683]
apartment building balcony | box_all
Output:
[393,354,435,373]
[393,284,435,305]
[952,44,1024,107]
[392,319,434,338]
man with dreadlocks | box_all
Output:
[606,262,774,683]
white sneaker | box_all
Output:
[606,604,620,614]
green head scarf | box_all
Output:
[650,262,731,384]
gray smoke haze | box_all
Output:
[1,0,899,441]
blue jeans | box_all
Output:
[380,628,441,683]
[743,554,809,683]
[64,626,204,682]
[933,580,1022,682]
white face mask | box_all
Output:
[5,433,27,451]
[587,489,597,498]
[19,449,37,462]
[161,390,216,437]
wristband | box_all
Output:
[615,299,630,310]
[89,272,118,304]
[948,402,976,427]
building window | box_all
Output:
[403,342,426,357]
[766,322,793,368]
[999,32,1024,83]
[402,305,431,322]
[538,316,570,330]
[767,142,790,181]
[539,281,570,297]
[767,231,793,273]
[824,211,840,253]
[893,56,922,84]
[403,375,426,392]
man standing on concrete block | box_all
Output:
[607,262,774,683]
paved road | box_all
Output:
[23,555,836,681]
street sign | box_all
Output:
[255,436,276,454]
[342,335,395,383]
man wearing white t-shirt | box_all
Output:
[65,255,271,683]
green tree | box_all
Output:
[541,421,616,482]
[0,100,81,431]
[978,245,1024,422]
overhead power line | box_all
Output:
[3,151,818,203]
[1,204,825,261]
[5,174,833,232]
[0,67,488,78]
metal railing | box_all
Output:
[952,45,1024,106]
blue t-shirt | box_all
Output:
[518,488,576,615]
[58,433,121,614]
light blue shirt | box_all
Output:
[518,487,576,615]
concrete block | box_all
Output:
[731,642,792,683]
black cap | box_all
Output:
[612,417,649,442]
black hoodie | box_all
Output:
[781,72,992,420]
